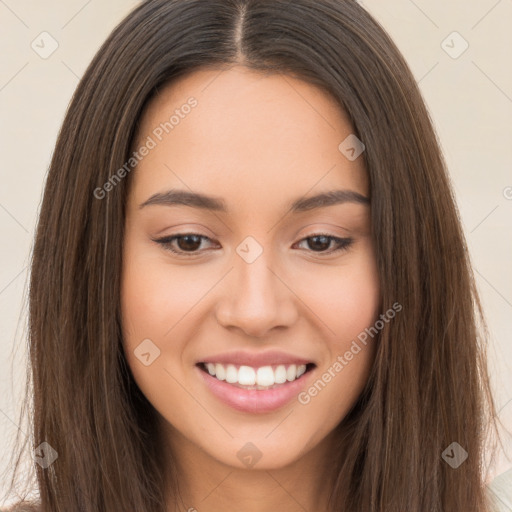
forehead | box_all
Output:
[130,66,368,210]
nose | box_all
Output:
[214,248,299,339]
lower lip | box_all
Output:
[196,365,315,414]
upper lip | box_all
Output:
[198,350,315,368]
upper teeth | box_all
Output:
[204,363,307,387]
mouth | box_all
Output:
[196,361,316,390]
[195,350,318,413]
[196,360,317,413]
[196,362,316,391]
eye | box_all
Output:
[294,233,354,254]
[153,233,217,255]
[153,233,354,256]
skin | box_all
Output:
[121,65,381,512]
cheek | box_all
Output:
[119,233,187,391]
[120,237,224,406]
[290,243,380,413]
[331,266,380,344]
[294,243,381,348]
[300,259,380,429]
[120,241,213,342]
[121,256,169,343]
[120,245,193,416]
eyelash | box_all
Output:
[153,232,354,257]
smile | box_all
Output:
[198,362,315,389]
[196,361,317,413]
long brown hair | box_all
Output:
[2,0,504,510]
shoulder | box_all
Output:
[486,467,512,512]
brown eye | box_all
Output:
[153,233,215,255]
[306,235,331,252]
[174,234,203,252]
[295,234,354,255]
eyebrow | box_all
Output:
[139,188,370,213]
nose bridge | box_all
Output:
[214,235,297,336]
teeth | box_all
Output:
[286,364,297,381]
[215,363,226,381]
[225,364,238,383]
[274,365,287,384]
[238,366,256,385]
[202,362,309,388]
[256,366,274,386]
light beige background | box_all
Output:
[1,0,511,501]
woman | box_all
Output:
[2,0,509,510]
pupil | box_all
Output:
[179,235,201,251]
[309,235,330,251]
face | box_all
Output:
[121,66,380,472]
